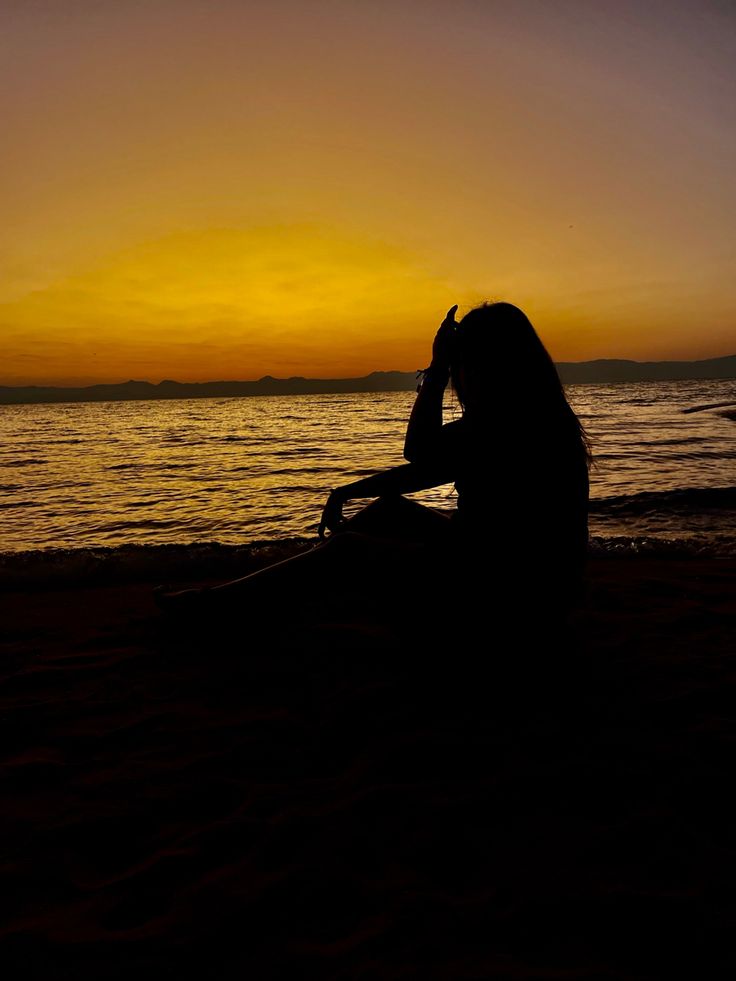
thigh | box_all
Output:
[338,495,454,544]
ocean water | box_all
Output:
[1,380,735,559]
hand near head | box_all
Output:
[431,305,458,373]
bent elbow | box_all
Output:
[404,445,430,465]
[404,437,440,467]
[403,438,421,463]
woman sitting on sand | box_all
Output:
[156,302,592,616]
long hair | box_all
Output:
[450,302,593,467]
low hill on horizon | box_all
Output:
[1,356,735,406]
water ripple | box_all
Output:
[1,382,735,551]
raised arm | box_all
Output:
[403,305,457,462]
[319,306,460,539]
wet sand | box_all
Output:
[1,553,735,978]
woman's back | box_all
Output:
[442,411,589,607]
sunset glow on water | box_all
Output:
[3,4,736,973]
[2,381,735,553]
[2,3,735,561]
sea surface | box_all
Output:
[1,380,735,559]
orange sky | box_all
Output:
[2,0,735,385]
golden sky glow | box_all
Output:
[2,0,735,385]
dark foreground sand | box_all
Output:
[1,553,735,978]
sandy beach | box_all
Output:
[1,551,735,978]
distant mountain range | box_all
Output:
[1,355,735,405]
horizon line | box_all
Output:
[3,351,736,390]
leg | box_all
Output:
[209,531,393,598]
[155,528,428,613]
[336,494,453,544]
[154,495,453,614]
[213,494,451,598]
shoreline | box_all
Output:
[0,534,733,591]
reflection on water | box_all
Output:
[0,380,734,552]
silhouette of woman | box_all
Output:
[156,303,591,619]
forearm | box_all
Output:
[403,363,450,461]
[335,460,454,502]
